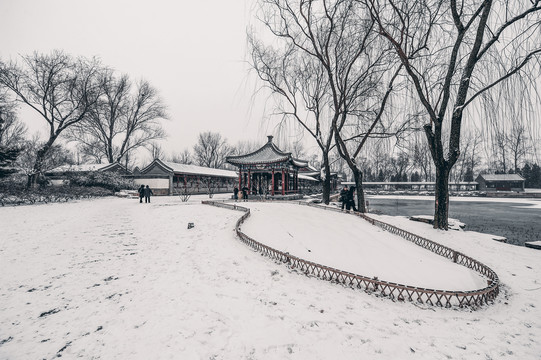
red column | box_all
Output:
[281,169,285,195]
[248,170,251,193]
[238,169,242,190]
[272,169,275,196]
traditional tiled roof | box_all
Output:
[48,162,131,175]
[227,136,309,168]
[48,163,110,173]
[477,174,524,182]
[141,159,237,178]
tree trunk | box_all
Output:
[352,166,366,213]
[433,165,450,230]
[321,152,331,205]
[27,137,56,188]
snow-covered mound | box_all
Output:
[240,202,485,291]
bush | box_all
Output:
[0,172,135,206]
[68,172,136,192]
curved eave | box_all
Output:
[292,158,309,168]
[227,157,290,166]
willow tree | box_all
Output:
[366,0,541,229]
[250,0,403,206]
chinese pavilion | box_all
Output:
[226,136,310,196]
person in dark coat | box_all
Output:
[346,186,357,211]
[144,185,153,203]
[339,186,348,210]
[241,186,248,201]
[138,185,145,203]
[233,187,239,201]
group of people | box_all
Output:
[138,185,153,203]
[233,186,249,202]
[234,186,267,202]
[339,185,357,211]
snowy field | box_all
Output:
[1,195,540,359]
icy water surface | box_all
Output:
[367,197,541,246]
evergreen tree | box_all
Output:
[0,145,19,178]
[521,163,532,187]
[531,164,541,188]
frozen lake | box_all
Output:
[366,196,541,246]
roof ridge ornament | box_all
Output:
[267,135,273,143]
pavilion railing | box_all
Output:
[202,200,500,308]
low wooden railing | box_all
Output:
[202,200,499,308]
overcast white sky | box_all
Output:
[0,0,284,160]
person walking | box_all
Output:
[233,187,239,201]
[339,186,348,210]
[138,185,145,203]
[144,185,153,203]
[346,186,357,212]
[241,186,248,202]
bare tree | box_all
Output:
[449,128,482,182]
[251,0,405,207]
[147,141,165,161]
[0,50,101,186]
[249,30,336,204]
[410,136,434,182]
[230,140,260,156]
[366,0,541,228]
[15,134,75,183]
[169,148,193,164]
[193,131,232,168]
[68,69,167,164]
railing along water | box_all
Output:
[202,200,499,308]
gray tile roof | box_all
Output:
[478,174,524,181]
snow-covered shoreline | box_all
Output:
[1,196,540,359]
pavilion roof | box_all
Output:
[226,136,309,168]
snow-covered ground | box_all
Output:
[241,202,485,291]
[1,195,540,359]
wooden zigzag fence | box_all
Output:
[202,200,500,309]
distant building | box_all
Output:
[134,159,238,195]
[475,174,525,192]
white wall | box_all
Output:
[134,178,170,190]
